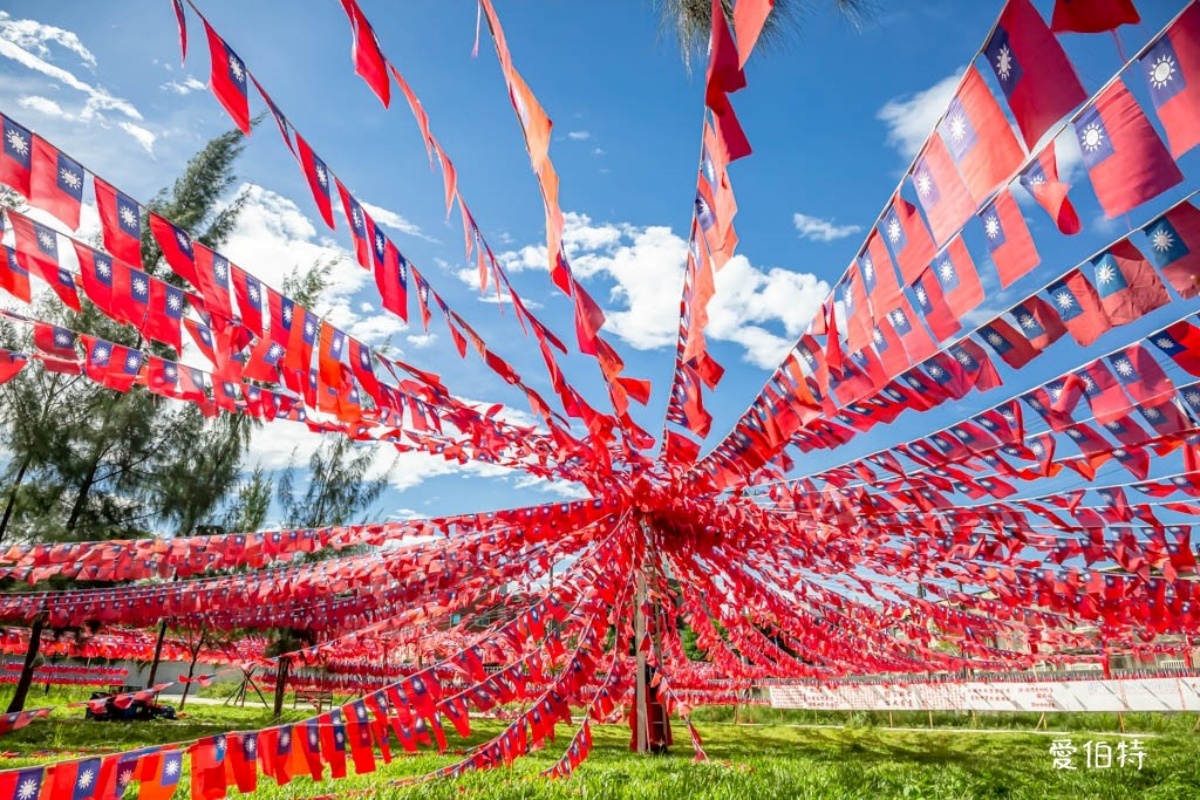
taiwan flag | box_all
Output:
[0,768,43,800]
[0,114,32,196]
[978,188,1039,288]
[879,195,935,284]
[231,265,265,335]
[30,136,84,229]
[73,241,115,312]
[886,299,937,364]
[375,237,409,321]
[911,135,972,246]
[1075,359,1133,424]
[1045,269,1110,346]
[1150,320,1200,376]
[203,20,251,134]
[1139,4,1200,158]
[147,279,185,352]
[94,177,144,267]
[1018,139,1081,235]
[1090,239,1170,326]
[0,350,26,386]
[336,178,373,269]
[9,210,81,311]
[984,0,1088,149]
[1051,0,1139,34]
[859,230,903,315]
[1143,202,1200,299]
[295,131,336,229]
[1109,343,1174,405]
[912,266,961,342]
[148,212,199,288]
[1010,296,1067,351]
[339,0,390,107]
[138,751,182,800]
[1073,81,1183,219]
[936,65,1025,204]
[930,236,982,320]
[0,245,30,303]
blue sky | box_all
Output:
[0,0,1197,527]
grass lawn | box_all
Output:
[0,691,1197,798]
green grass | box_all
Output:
[0,697,1197,799]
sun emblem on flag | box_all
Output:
[1187,391,1200,406]
[955,349,972,365]
[117,769,133,786]
[1082,374,1096,391]
[986,332,1003,346]
[928,364,944,378]
[315,164,328,187]
[938,260,955,282]
[1054,291,1074,310]
[1144,406,1161,419]
[268,343,283,358]
[1148,53,1177,90]
[247,283,260,301]
[1080,122,1105,153]
[886,217,902,243]
[165,758,179,776]
[915,285,928,305]
[94,344,110,363]
[37,231,54,250]
[16,778,37,800]
[1113,358,1134,376]
[947,113,967,142]
[861,256,874,279]
[228,54,245,83]
[983,215,1001,239]
[77,769,94,788]
[1095,262,1116,284]
[97,260,110,276]
[995,44,1014,81]
[1026,172,1045,187]
[1048,383,1062,399]
[133,276,148,296]
[164,363,177,379]
[872,328,884,343]
[1151,226,1175,253]
[1000,408,1015,421]
[890,309,905,327]
[1017,313,1036,329]
[167,293,182,311]
[175,229,190,250]
[119,204,137,229]
[1029,440,1043,455]
[915,170,932,197]
[126,353,140,369]
[1067,428,1082,439]
[60,167,82,190]
[375,232,385,251]
[800,348,815,365]
[6,128,28,157]
[282,304,293,323]
[1155,336,1175,349]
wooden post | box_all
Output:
[634,567,648,754]
[273,656,290,718]
[7,611,46,713]
[1117,711,1126,733]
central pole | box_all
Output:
[634,562,649,754]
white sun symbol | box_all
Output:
[1188,391,1200,405]
[801,349,815,364]
[872,328,884,343]
[168,293,182,311]
[915,286,928,304]
[305,320,316,337]
[995,44,1014,81]
[117,769,133,786]
[1027,173,1045,187]
[916,171,932,197]
[887,218,902,243]
[938,261,955,282]
[268,343,283,358]
[1080,122,1105,152]
[862,256,874,279]
[1030,441,1044,455]
[1018,314,1036,329]
[1095,263,1116,284]
[126,354,140,369]
[6,129,28,157]
[228,54,245,83]
[928,364,944,378]
[1151,227,1175,252]
[1055,292,1075,310]
[947,113,967,142]
[60,168,81,190]
[1149,54,1177,90]
[78,770,94,788]
[984,215,1001,239]
[1049,384,1062,399]
[282,305,293,323]
[1067,428,1082,439]
[133,277,148,295]
[97,260,110,276]
[165,759,179,777]
[1145,406,1161,420]
[315,165,327,186]
[1156,336,1175,349]
[987,332,1003,346]
[1001,409,1015,421]
[1082,374,1096,391]
[17,779,37,800]
[248,284,260,301]
[375,233,385,251]
[891,310,905,327]
[1114,358,1134,376]
[37,231,54,250]
[119,205,137,228]
[955,349,972,365]
[175,230,190,249]
[1029,398,1043,410]
[94,345,110,363]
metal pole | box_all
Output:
[634,566,648,754]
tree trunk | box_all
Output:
[7,613,46,713]
[273,657,291,718]
[64,447,104,534]
[146,619,168,688]
[178,629,206,710]
[0,456,30,546]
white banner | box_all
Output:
[768,677,1200,712]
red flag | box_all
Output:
[339,0,391,107]
[9,210,81,311]
[859,229,903,315]
[1051,0,1140,33]
[1144,202,1200,299]
[1073,81,1183,219]
[336,178,373,269]
[93,176,143,267]
[0,350,26,385]
[1045,269,1110,346]
[705,0,750,161]
[203,19,251,134]
[1090,239,1170,326]
[911,135,973,246]
[1075,358,1133,424]
[0,244,30,303]
[978,188,1039,288]
[1108,343,1174,405]
[376,237,409,321]
[146,278,185,352]
[930,235,982,319]
[984,0,1088,148]
[1150,320,1200,376]
[32,323,76,359]
[80,336,143,392]
[192,243,235,322]
[171,0,188,64]
[912,265,961,342]
[733,0,773,67]
[231,265,265,335]
[295,131,336,230]
[0,115,32,196]
[936,65,1025,204]
[318,322,349,390]
[1010,296,1067,351]
[1140,5,1200,158]
[841,264,872,354]
[879,195,935,284]
[29,136,84,229]
[148,212,199,288]
[1018,139,1081,235]
[884,297,937,364]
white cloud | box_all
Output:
[0,28,142,121]
[117,121,156,155]
[567,131,590,141]
[406,333,437,348]
[360,200,429,240]
[876,68,965,159]
[792,212,862,243]
[514,474,589,499]
[0,12,96,68]
[17,94,71,120]
[161,76,207,95]
[593,147,605,157]
[491,212,828,368]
